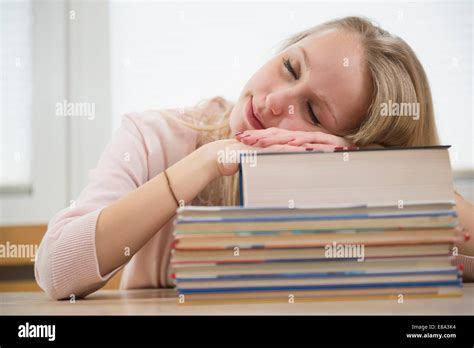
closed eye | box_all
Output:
[283,58,298,80]
[307,102,320,125]
[283,57,320,126]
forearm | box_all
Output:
[454,191,474,256]
[95,145,219,276]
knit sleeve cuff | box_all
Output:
[49,207,122,299]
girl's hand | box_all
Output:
[235,127,356,152]
[201,138,309,177]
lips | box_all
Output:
[246,96,265,129]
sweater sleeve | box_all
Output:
[35,114,156,300]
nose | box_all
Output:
[265,93,284,116]
[265,87,299,118]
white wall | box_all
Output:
[1,0,69,225]
[110,0,473,169]
[1,0,111,225]
[67,0,111,201]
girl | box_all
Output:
[35,16,474,300]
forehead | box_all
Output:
[298,29,366,70]
[294,30,371,131]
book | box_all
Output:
[172,256,455,278]
[171,243,453,264]
[170,146,463,304]
[171,204,463,303]
[177,286,462,304]
[176,272,460,293]
[239,146,455,207]
[172,228,461,250]
[174,213,457,233]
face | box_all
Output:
[229,29,373,136]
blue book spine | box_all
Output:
[176,211,457,224]
[175,268,459,282]
[177,279,462,294]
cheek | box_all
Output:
[246,61,280,93]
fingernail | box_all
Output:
[305,147,314,151]
[464,233,471,241]
[234,131,244,136]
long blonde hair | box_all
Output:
[159,96,238,206]
[162,16,440,206]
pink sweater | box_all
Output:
[35,104,474,300]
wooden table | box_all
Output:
[1,285,473,315]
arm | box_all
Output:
[95,141,218,276]
[36,114,224,299]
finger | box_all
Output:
[236,127,279,139]
[238,134,261,146]
[238,128,307,147]
[239,130,294,146]
[287,132,350,146]
[258,144,308,153]
[253,135,297,147]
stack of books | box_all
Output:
[171,146,465,304]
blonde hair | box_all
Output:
[159,96,239,206]
[163,16,440,206]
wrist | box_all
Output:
[198,141,224,181]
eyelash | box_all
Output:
[283,58,320,125]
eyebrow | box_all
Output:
[296,45,338,126]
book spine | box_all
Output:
[238,160,243,207]
[176,279,462,294]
